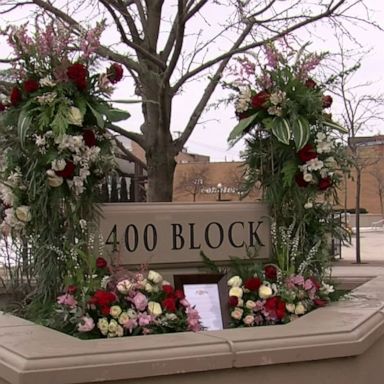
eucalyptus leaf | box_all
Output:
[291,116,310,149]
[228,112,259,146]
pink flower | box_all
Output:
[138,312,153,327]
[180,298,190,307]
[122,318,138,333]
[187,307,201,332]
[57,293,77,308]
[131,291,148,311]
[77,316,95,332]
[304,278,315,291]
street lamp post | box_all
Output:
[217,183,222,201]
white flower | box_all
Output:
[51,159,66,171]
[269,90,286,105]
[286,303,296,313]
[110,305,122,319]
[0,184,15,206]
[116,279,133,294]
[317,141,332,154]
[267,105,283,117]
[258,284,273,299]
[108,319,119,333]
[144,282,154,292]
[15,206,31,223]
[306,158,324,171]
[147,270,163,284]
[304,202,313,209]
[127,309,138,319]
[316,132,327,142]
[147,301,162,316]
[97,318,109,335]
[116,324,124,337]
[34,135,46,147]
[303,172,313,182]
[72,176,84,195]
[118,312,130,325]
[36,91,57,105]
[227,275,243,287]
[79,219,87,230]
[229,286,243,298]
[294,302,306,315]
[77,316,95,332]
[165,313,178,321]
[235,87,252,113]
[243,315,254,325]
[245,300,256,309]
[321,282,335,294]
[39,77,56,87]
[100,275,110,289]
[68,106,84,126]
[231,307,244,320]
[47,174,64,187]
[325,156,337,168]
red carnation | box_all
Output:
[295,173,309,188]
[67,63,88,91]
[66,285,77,294]
[313,298,328,307]
[101,305,111,316]
[162,297,177,312]
[298,144,318,163]
[91,290,116,307]
[318,176,331,191]
[265,296,286,320]
[251,91,269,109]
[162,285,174,295]
[0,103,5,112]
[107,63,124,84]
[276,299,286,320]
[55,160,76,179]
[244,277,262,292]
[322,95,333,109]
[96,257,108,269]
[264,265,277,281]
[82,129,96,147]
[23,79,39,94]
[265,296,278,311]
[228,296,239,307]
[10,87,22,106]
[305,78,317,89]
[175,290,185,300]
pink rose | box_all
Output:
[57,293,78,308]
[132,291,148,311]
[138,312,152,327]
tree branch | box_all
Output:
[108,123,146,148]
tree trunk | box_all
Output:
[355,167,361,264]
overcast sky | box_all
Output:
[1,1,383,162]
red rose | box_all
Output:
[55,160,76,179]
[264,296,278,311]
[82,129,96,147]
[244,277,262,291]
[318,176,331,191]
[322,95,333,109]
[96,257,108,269]
[251,91,269,109]
[162,297,177,312]
[0,103,5,112]
[10,87,22,106]
[67,63,88,90]
[175,290,185,300]
[23,79,39,94]
[313,298,328,307]
[276,299,286,320]
[297,144,318,163]
[66,285,77,294]
[264,265,277,281]
[228,296,239,307]
[101,305,111,316]
[162,285,174,295]
[295,173,309,188]
[91,290,116,307]
[107,63,124,84]
[305,78,317,89]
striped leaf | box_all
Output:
[323,119,348,133]
[17,109,32,148]
[228,112,259,146]
[292,116,310,150]
[269,117,291,145]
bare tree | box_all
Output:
[0,0,370,201]
[331,49,384,263]
[174,164,209,202]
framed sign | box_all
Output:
[174,274,229,331]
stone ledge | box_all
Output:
[1,272,384,384]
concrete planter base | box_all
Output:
[0,267,384,384]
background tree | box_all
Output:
[0,0,367,201]
[175,164,208,202]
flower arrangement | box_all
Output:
[0,22,129,303]
[54,257,202,338]
[227,263,334,327]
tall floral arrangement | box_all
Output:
[0,23,129,304]
[227,42,350,274]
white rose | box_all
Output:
[258,284,273,299]
[15,206,32,223]
[116,279,133,294]
[147,301,162,316]
[144,282,154,292]
[48,175,64,187]
[108,319,119,333]
[116,324,124,337]
[147,270,163,284]
[51,159,66,171]
[166,313,178,321]
[294,302,306,315]
[118,312,130,325]
[229,286,243,298]
[303,172,313,182]
[286,303,296,313]
[304,202,313,209]
[245,300,256,309]
[227,275,242,287]
[231,307,244,320]
[127,308,137,319]
[109,305,122,319]
[68,106,84,126]
[97,318,109,335]
[243,315,255,325]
